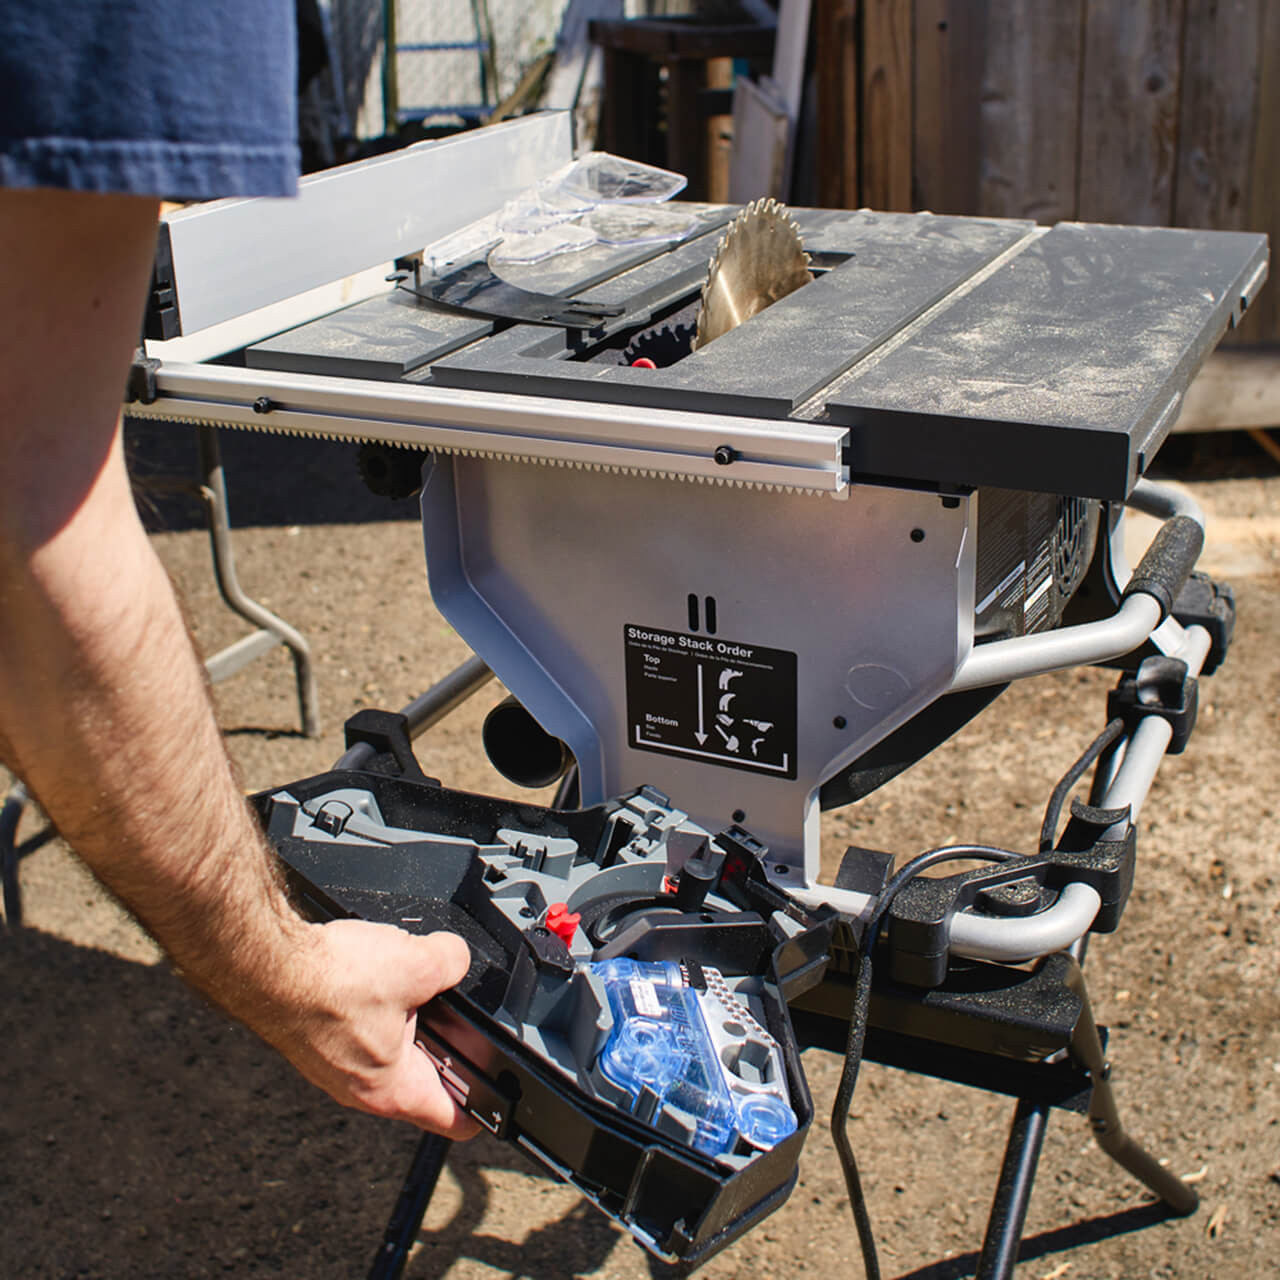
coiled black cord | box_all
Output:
[834,717,1131,1274]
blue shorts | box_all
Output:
[0,2,299,200]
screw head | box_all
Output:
[713,445,737,466]
[910,527,926,543]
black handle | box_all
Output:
[1122,514,1205,621]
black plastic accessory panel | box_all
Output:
[252,771,834,1265]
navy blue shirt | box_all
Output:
[0,1,299,198]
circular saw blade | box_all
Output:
[692,197,813,351]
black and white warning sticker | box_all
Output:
[624,625,797,779]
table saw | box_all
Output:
[124,112,1266,1279]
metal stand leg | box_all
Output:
[976,1100,1050,1279]
[196,426,320,737]
[368,1133,453,1280]
[1064,958,1199,1215]
[970,955,1196,1278]
[0,782,27,930]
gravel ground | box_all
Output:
[1,426,1277,1279]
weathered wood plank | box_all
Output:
[705,56,735,205]
[1174,349,1280,432]
[862,0,914,211]
[1174,0,1262,230]
[814,0,859,208]
[978,0,1084,223]
[913,0,988,214]
[1077,0,1185,224]
[1236,0,1280,344]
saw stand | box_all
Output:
[326,633,1209,1280]
[0,420,319,931]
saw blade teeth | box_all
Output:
[692,197,812,352]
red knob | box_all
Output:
[545,902,581,945]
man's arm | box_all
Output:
[0,187,476,1137]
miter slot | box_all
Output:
[823,222,1269,500]
[428,211,1034,419]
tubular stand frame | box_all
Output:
[975,949,1198,1280]
[196,426,320,738]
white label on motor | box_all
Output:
[630,979,664,1018]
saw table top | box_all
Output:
[240,205,1265,501]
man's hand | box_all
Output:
[256,920,480,1138]
[0,188,478,1142]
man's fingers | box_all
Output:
[388,1038,482,1138]
[402,929,471,1001]
[280,919,480,1136]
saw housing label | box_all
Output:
[623,625,797,779]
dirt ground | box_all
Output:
[2,426,1277,1280]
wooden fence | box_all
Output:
[814,0,1279,345]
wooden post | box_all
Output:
[861,0,914,211]
[705,56,735,204]
[1077,0,1186,225]
[666,57,707,198]
[815,0,859,208]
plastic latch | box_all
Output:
[545,902,581,945]
[125,347,161,404]
[1106,656,1199,754]
[1172,572,1235,676]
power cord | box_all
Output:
[1039,718,1125,853]
[831,844,1022,1279]
[833,718,1132,1273]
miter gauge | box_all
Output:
[692,197,814,350]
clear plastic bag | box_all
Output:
[424,152,694,275]
[552,152,688,204]
[489,220,597,266]
[584,203,700,247]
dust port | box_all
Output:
[721,1039,775,1085]
[482,696,572,789]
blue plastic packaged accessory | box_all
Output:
[591,957,797,1158]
